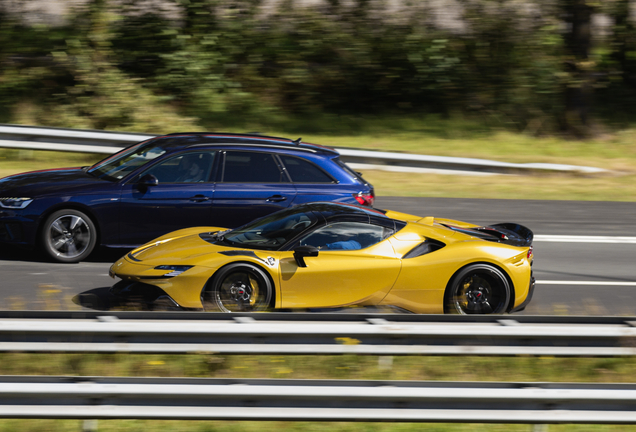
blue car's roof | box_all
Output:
[147,133,340,156]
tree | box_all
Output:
[560,0,596,136]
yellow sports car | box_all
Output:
[109,202,534,314]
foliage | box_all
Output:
[1,0,636,134]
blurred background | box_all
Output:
[1,0,634,137]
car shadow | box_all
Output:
[72,287,180,312]
[72,287,116,311]
[0,245,39,262]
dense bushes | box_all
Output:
[0,0,634,135]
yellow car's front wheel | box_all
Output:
[202,263,273,312]
[444,264,510,314]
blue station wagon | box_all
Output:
[0,133,374,262]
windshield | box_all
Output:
[87,137,188,181]
[211,207,318,251]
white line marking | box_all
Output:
[534,235,636,244]
[537,280,636,286]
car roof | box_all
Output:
[152,132,340,156]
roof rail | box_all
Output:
[162,131,294,143]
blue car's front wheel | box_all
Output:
[41,209,97,263]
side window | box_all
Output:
[222,151,288,183]
[299,222,388,250]
[279,155,334,183]
[142,152,215,183]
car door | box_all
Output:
[278,221,401,308]
[211,150,297,228]
[118,151,217,245]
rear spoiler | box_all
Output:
[442,222,533,247]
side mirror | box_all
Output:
[293,245,319,268]
[137,174,158,192]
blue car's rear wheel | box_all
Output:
[445,264,510,314]
[203,263,273,312]
[42,209,97,263]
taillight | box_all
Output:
[527,246,533,259]
[354,192,375,206]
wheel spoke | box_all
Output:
[52,237,67,250]
[50,220,66,235]
[68,216,83,231]
[481,301,493,314]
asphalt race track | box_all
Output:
[0,197,635,316]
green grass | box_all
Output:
[1,353,634,383]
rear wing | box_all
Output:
[441,222,533,247]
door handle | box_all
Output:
[266,195,287,203]
[190,195,211,202]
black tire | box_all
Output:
[41,209,97,263]
[202,263,273,312]
[444,264,511,314]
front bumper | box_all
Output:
[109,257,212,309]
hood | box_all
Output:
[0,167,107,197]
[127,232,223,263]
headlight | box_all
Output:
[154,265,193,277]
[0,197,33,209]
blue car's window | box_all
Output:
[279,155,335,183]
[88,137,189,181]
[141,152,216,183]
[299,222,389,250]
[221,151,288,183]
[218,207,317,250]
[334,157,369,184]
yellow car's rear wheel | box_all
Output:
[202,263,273,312]
[444,264,510,314]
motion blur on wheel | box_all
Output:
[109,202,534,314]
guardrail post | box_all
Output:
[378,355,393,370]
[83,419,98,432]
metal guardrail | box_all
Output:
[1,312,635,424]
[0,124,607,174]
[0,376,635,423]
[0,311,635,356]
